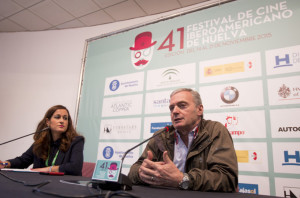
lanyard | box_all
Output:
[45,150,59,167]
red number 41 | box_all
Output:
[157,27,184,52]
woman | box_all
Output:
[0,105,84,176]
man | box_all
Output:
[128,88,238,191]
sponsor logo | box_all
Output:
[225,115,245,136]
[121,80,139,88]
[273,50,300,69]
[109,80,120,91]
[103,146,114,159]
[150,122,172,133]
[278,84,291,98]
[220,86,239,104]
[102,146,134,160]
[161,68,180,83]
[282,150,300,166]
[283,186,300,198]
[102,123,137,135]
[114,150,133,159]
[278,127,300,133]
[238,183,259,194]
[153,68,185,87]
[204,62,246,77]
[274,54,293,68]
[153,98,170,108]
[103,124,112,133]
[108,79,139,92]
[236,150,260,163]
[110,101,132,112]
[278,84,300,100]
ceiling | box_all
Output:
[0,0,223,33]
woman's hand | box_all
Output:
[32,165,59,172]
[0,160,10,169]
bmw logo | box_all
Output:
[220,86,239,104]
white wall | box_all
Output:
[0,4,203,162]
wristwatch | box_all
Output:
[178,173,190,190]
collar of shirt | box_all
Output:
[173,126,198,172]
[51,138,61,146]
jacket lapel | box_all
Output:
[55,150,65,165]
[165,129,175,160]
[187,127,212,159]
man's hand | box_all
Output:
[138,150,183,188]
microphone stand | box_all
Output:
[120,125,172,163]
[0,127,49,146]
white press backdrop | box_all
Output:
[76,0,300,197]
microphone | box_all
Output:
[92,125,174,191]
[0,127,49,146]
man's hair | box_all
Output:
[170,88,202,106]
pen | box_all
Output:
[40,172,64,176]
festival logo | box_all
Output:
[107,162,119,180]
[129,31,157,70]
[92,160,121,182]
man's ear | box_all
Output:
[197,105,204,116]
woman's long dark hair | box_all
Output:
[33,105,80,160]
